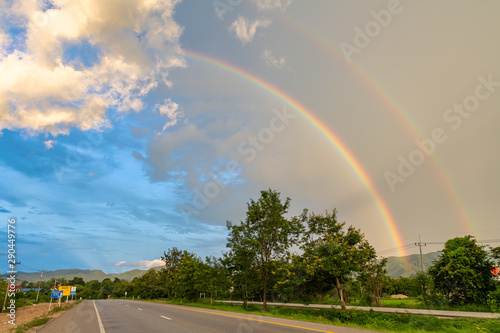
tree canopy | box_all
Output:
[428,236,495,305]
[226,189,305,311]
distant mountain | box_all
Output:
[4,252,442,283]
[385,252,442,277]
[5,266,165,283]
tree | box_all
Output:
[174,251,206,301]
[428,236,495,305]
[222,248,261,304]
[299,210,376,310]
[226,189,305,311]
[204,256,230,304]
[160,247,184,299]
[358,257,387,306]
[69,277,86,286]
[490,246,500,266]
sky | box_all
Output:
[1,0,499,274]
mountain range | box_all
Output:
[5,252,443,283]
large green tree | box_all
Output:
[226,189,305,311]
[428,236,495,305]
[160,247,184,299]
[357,257,388,306]
[297,210,376,310]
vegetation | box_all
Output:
[226,189,305,311]
[139,298,500,333]
[429,236,496,305]
[8,190,500,331]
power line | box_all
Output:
[415,235,426,273]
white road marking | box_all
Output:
[161,316,172,320]
[137,308,143,310]
[126,305,130,307]
[93,300,106,333]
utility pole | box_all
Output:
[36,266,44,302]
[2,261,20,313]
[415,235,427,273]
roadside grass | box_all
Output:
[134,298,500,333]
[13,316,50,333]
[312,296,494,313]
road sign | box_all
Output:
[58,286,72,296]
[51,291,63,298]
[70,286,77,296]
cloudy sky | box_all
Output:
[1,0,499,273]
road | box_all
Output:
[38,299,379,333]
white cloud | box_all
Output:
[114,259,165,268]
[155,98,182,132]
[43,140,56,149]
[253,0,292,11]
[229,16,271,44]
[0,30,7,54]
[262,49,286,69]
[0,0,185,136]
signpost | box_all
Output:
[49,290,63,311]
[59,286,72,302]
[58,286,71,296]
[70,286,76,301]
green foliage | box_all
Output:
[174,251,206,301]
[279,210,376,310]
[490,246,500,266]
[14,316,50,333]
[428,236,496,305]
[68,277,85,286]
[160,247,184,299]
[357,257,387,307]
[226,189,305,311]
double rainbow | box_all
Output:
[184,49,408,257]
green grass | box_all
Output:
[134,298,500,332]
[380,299,419,307]
[13,316,50,333]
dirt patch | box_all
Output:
[1,301,74,333]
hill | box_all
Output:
[385,252,442,277]
[5,252,443,283]
[6,266,165,283]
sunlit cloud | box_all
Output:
[0,0,185,136]
[229,16,271,44]
[156,98,183,132]
[43,140,56,149]
[262,49,286,69]
[114,259,165,268]
[253,0,292,11]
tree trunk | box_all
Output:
[262,273,268,312]
[335,276,346,310]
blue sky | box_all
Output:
[1,0,499,273]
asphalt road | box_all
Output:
[38,299,379,333]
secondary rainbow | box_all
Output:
[183,49,409,257]
[278,13,475,235]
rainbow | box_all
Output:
[183,49,409,258]
[277,13,474,235]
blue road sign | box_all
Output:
[51,290,63,298]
